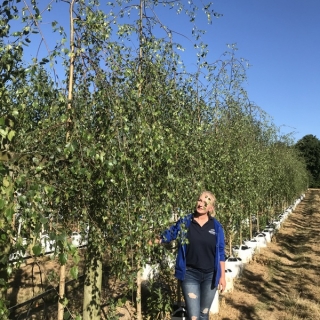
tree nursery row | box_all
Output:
[0,1,309,319]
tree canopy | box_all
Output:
[295,134,320,187]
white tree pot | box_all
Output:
[254,233,267,247]
[225,257,243,277]
[225,269,234,292]
[210,289,219,314]
[141,263,159,281]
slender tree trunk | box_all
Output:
[136,1,144,319]
[66,0,76,142]
[0,233,10,301]
[136,266,142,320]
[83,234,103,320]
[83,265,103,320]
[12,212,15,235]
[58,1,76,318]
[57,264,66,320]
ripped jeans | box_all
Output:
[180,267,217,320]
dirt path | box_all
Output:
[212,189,320,320]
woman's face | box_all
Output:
[196,193,214,215]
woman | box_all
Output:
[156,191,226,320]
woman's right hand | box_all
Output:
[148,238,161,245]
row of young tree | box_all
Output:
[0,0,309,319]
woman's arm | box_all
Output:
[150,215,190,245]
[218,224,226,262]
[160,216,186,243]
[218,224,226,291]
[148,219,181,245]
[219,261,226,292]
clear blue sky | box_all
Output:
[16,0,320,142]
[183,0,320,142]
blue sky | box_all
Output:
[190,0,320,142]
[14,0,320,142]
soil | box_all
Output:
[211,188,320,320]
[7,189,320,320]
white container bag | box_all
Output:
[224,269,234,292]
[210,289,219,314]
[262,230,272,243]
[225,257,242,277]
[244,239,259,253]
[141,263,159,281]
[254,233,267,248]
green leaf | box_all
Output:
[62,298,69,307]
[5,208,14,221]
[32,244,42,256]
[70,266,78,279]
[7,130,15,141]
[7,266,12,276]
[0,199,5,209]
[40,217,48,224]
[0,129,7,138]
[59,253,68,265]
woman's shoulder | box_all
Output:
[213,217,224,229]
[176,213,193,224]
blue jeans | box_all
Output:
[180,268,217,320]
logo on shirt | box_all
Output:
[208,229,216,235]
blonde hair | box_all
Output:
[200,191,216,216]
[200,191,216,204]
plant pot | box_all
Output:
[210,289,219,314]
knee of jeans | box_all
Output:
[202,308,209,314]
[187,292,198,299]
[191,317,197,320]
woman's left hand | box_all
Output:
[219,276,226,292]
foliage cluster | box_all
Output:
[295,134,320,188]
[0,0,309,319]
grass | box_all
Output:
[213,189,320,320]
[282,293,320,320]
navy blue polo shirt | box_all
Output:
[186,216,216,272]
